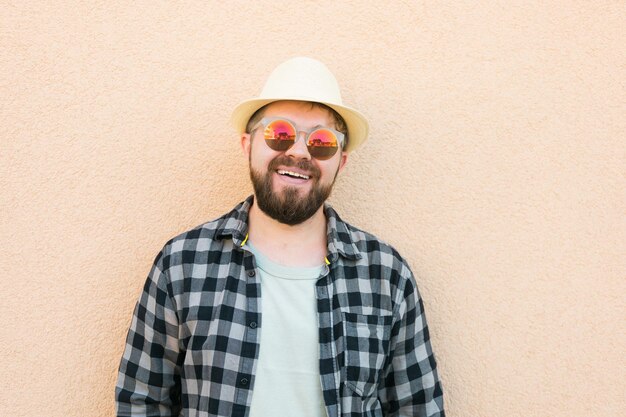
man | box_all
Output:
[115,57,444,417]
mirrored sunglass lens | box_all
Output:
[307,129,338,160]
[264,120,296,151]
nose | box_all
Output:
[284,131,312,160]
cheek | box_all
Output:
[249,147,275,172]
[319,160,341,181]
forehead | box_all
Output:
[263,100,334,128]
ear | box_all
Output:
[241,132,252,158]
[337,151,349,174]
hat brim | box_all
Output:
[231,98,369,153]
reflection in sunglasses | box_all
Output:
[257,117,344,160]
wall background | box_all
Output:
[1,1,624,416]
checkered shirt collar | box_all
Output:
[213,195,362,261]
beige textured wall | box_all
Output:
[1,1,624,416]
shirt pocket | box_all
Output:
[341,312,393,398]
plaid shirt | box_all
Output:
[116,196,444,417]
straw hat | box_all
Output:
[231,57,369,153]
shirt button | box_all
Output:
[249,321,257,329]
[247,270,255,277]
[240,378,248,385]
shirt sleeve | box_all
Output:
[378,272,445,417]
[115,251,183,417]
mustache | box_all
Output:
[267,155,321,178]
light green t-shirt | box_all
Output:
[245,242,328,417]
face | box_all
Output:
[241,101,348,225]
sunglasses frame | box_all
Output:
[252,116,345,160]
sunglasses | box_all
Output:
[252,117,345,160]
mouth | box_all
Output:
[276,169,311,180]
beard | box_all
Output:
[250,154,337,225]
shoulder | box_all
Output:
[155,202,246,271]
[329,210,423,317]
[329,208,419,299]
[329,207,414,279]
[161,218,221,258]
[352,223,410,268]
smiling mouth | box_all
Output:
[276,169,310,180]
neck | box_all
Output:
[247,197,328,267]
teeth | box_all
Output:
[277,169,310,180]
